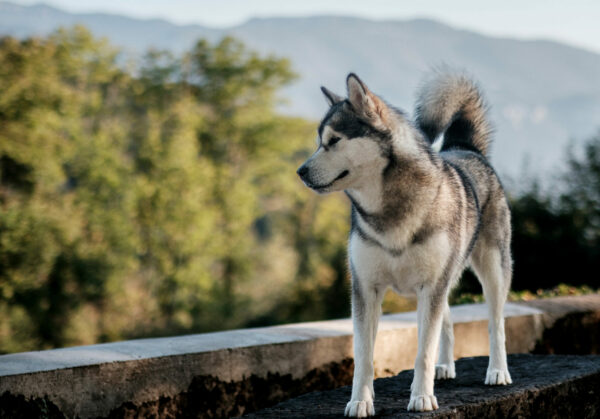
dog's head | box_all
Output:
[297,73,400,194]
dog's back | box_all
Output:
[416,74,512,284]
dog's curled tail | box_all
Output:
[415,73,492,158]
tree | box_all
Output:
[507,132,600,291]
[0,28,353,352]
[0,27,137,351]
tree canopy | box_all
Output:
[0,27,350,353]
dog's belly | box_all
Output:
[349,230,452,294]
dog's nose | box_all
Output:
[297,165,309,179]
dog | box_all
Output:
[296,72,513,416]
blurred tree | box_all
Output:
[509,184,590,290]
[0,27,137,351]
[509,132,600,291]
[561,131,600,247]
[0,28,354,352]
[184,37,297,326]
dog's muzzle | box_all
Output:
[297,164,349,191]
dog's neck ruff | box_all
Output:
[345,131,443,254]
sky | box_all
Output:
[11,0,600,54]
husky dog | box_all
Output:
[297,73,512,416]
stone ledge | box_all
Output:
[244,354,600,418]
[0,295,598,418]
[517,295,600,355]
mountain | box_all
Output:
[0,1,220,52]
[2,1,600,176]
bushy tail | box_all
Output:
[415,73,492,157]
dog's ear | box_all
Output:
[321,86,343,107]
[346,73,388,126]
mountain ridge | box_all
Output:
[2,1,600,175]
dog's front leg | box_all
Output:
[408,286,445,412]
[345,278,383,418]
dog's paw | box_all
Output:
[435,363,456,380]
[407,394,438,412]
[344,400,375,417]
[485,368,512,385]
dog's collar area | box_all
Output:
[353,222,404,257]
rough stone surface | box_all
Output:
[244,354,600,418]
[104,358,353,418]
[0,392,64,419]
[518,295,600,355]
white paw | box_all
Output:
[345,400,375,417]
[407,394,438,412]
[485,368,512,385]
[435,363,456,380]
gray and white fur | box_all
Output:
[297,72,513,416]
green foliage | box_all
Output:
[0,27,136,351]
[0,27,350,352]
[451,283,599,305]
[561,132,600,245]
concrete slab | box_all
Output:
[0,302,542,378]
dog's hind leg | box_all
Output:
[345,277,385,418]
[435,300,456,379]
[471,239,513,385]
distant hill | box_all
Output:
[2,1,600,176]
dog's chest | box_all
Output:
[349,229,451,294]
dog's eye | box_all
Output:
[329,136,341,147]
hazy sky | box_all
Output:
[12,0,600,53]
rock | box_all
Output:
[243,354,600,418]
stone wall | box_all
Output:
[0,295,599,418]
